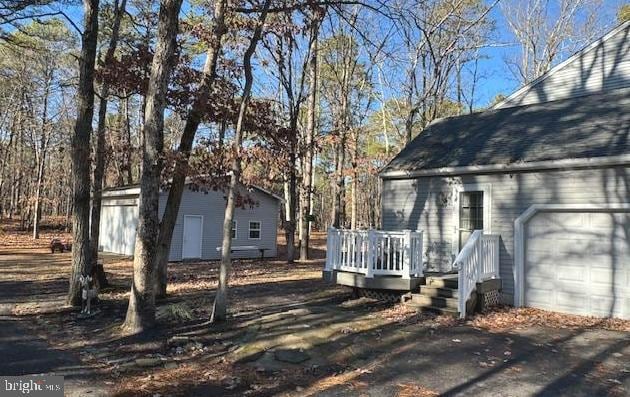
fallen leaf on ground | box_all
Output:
[470,306,630,332]
[396,383,439,397]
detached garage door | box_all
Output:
[524,211,629,319]
[98,200,139,256]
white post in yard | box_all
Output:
[325,227,332,270]
[326,227,335,271]
[402,230,411,280]
[366,229,376,278]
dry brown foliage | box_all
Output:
[0,218,71,249]
[470,306,630,332]
[396,383,440,397]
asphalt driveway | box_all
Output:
[310,324,630,397]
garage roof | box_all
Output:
[102,182,283,202]
[380,88,630,177]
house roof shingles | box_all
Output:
[381,88,630,175]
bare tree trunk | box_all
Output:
[15,112,25,222]
[329,34,354,229]
[67,0,100,306]
[331,97,348,228]
[122,95,133,184]
[32,157,45,239]
[65,184,72,232]
[33,72,51,240]
[90,0,126,287]
[212,0,270,322]
[404,60,417,145]
[350,130,358,229]
[285,141,297,263]
[299,18,319,261]
[123,0,183,334]
[330,128,346,228]
[0,116,15,218]
[217,121,226,146]
[155,0,227,299]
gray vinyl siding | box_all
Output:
[161,188,279,261]
[382,166,630,300]
[99,186,279,261]
[498,23,629,108]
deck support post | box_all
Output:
[325,227,333,271]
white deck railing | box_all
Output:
[452,230,500,318]
[326,227,423,279]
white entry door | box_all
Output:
[182,215,203,259]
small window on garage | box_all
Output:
[231,220,237,239]
[249,221,261,239]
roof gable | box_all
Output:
[102,182,282,201]
[495,21,630,109]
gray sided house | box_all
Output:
[98,184,281,261]
[379,22,630,319]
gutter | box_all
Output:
[379,154,630,180]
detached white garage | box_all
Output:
[516,205,630,320]
[98,183,281,261]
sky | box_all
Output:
[473,0,626,106]
[45,0,628,108]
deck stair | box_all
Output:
[325,228,501,319]
[402,275,461,316]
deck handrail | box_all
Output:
[453,231,500,318]
[325,227,423,279]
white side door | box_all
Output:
[182,215,203,259]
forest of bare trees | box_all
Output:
[0,0,625,333]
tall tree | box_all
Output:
[31,62,52,240]
[67,0,100,306]
[123,0,183,334]
[320,30,360,228]
[155,0,228,299]
[212,0,271,322]
[299,11,322,260]
[262,7,322,263]
[90,0,127,286]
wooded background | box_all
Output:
[1,0,628,332]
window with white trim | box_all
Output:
[231,220,237,239]
[249,221,261,239]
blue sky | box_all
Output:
[55,0,627,108]
[473,0,626,106]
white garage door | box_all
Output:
[98,203,139,256]
[525,211,629,319]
